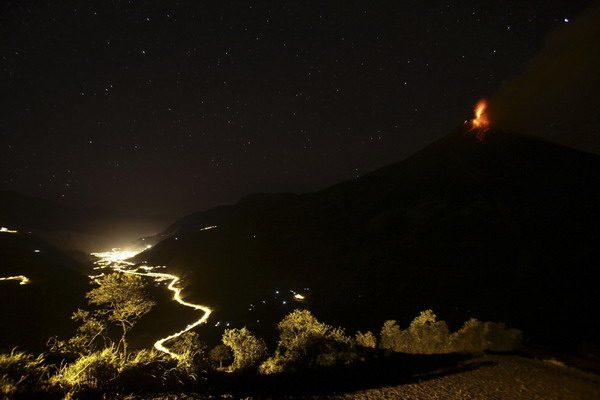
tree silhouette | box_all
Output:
[209,344,232,368]
[86,273,155,356]
[67,309,109,354]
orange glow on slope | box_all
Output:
[91,249,212,359]
[470,99,490,140]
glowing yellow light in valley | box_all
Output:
[0,227,18,233]
[294,293,305,300]
[0,275,30,285]
[91,249,212,359]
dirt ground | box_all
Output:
[320,355,600,400]
[122,354,600,400]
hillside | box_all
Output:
[0,231,90,352]
[134,125,600,354]
[321,355,600,400]
[0,191,175,252]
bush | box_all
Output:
[168,331,209,373]
[482,322,522,352]
[448,318,486,353]
[406,310,450,354]
[222,328,268,371]
[262,309,357,372]
[277,310,330,349]
[51,346,197,397]
[380,320,402,351]
[0,349,51,398]
[355,331,377,348]
[257,357,285,375]
[118,349,188,390]
[380,311,522,354]
[448,319,522,353]
[51,346,121,391]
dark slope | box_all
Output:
[140,192,297,247]
[0,231,90,352]
[0,191,175,252]
[136,126,600,353]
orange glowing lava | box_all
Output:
[470,99,490,140]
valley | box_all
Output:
[89,248,212,359]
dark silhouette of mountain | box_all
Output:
[0,231,90,352]
[135,125,600,355]
[0,191,176,252]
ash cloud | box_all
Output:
[489,2,600,154]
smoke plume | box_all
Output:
[489,2,600,154]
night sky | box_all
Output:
[2,1,598,216]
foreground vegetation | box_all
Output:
[1,273,521,399]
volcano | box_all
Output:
[136,124,600,355]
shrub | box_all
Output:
[118,349,185,390]
[168,331,209,373]
[51,346,121,391]
[51,347,195,396]
[257,357,285,375]
[448,318,486,352]
[381,311,522,355]
[355,331,377,348]
[448,319,522,353]
[262,309,357,372]
[222,328,268,371]
[0,349,51,398]
[379,320,405,351]
[406,310,450,354]
[379,312,450,354]
[483,322,522,352]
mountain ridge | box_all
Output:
[0,190,176,252]
[134,126,600,354]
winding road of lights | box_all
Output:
[91,249,212,359]
[0,223,210,358]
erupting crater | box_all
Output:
[469,99,490,141]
